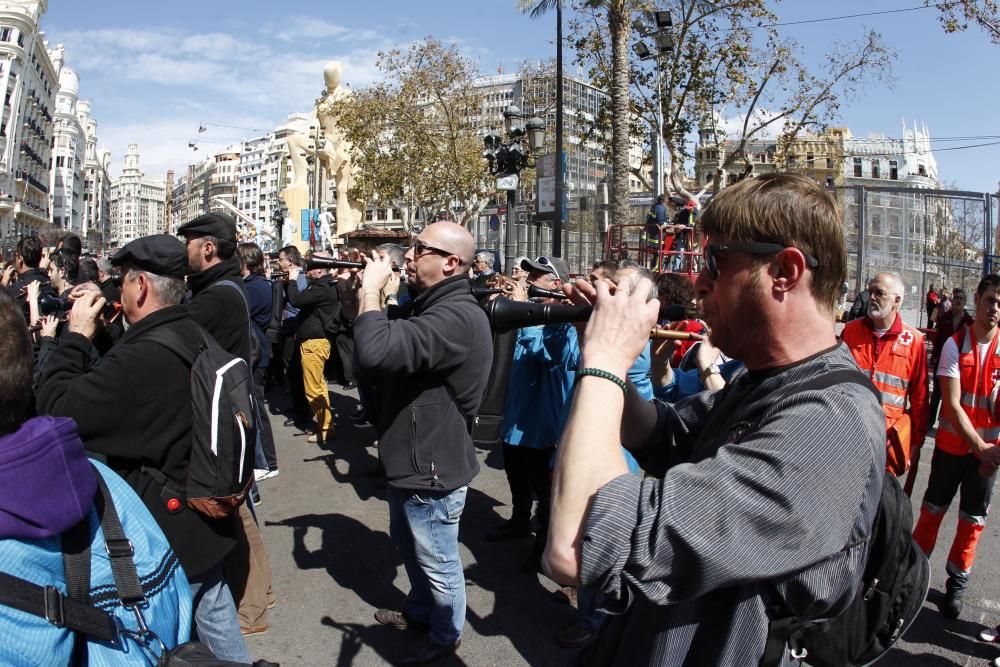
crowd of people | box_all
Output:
[0,172,998,665]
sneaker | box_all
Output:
[255,468,279,482]
[251,489,262,506]
[980,625,1000,642]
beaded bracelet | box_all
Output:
[577,367,628,394]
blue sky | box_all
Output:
[42,0,998,194]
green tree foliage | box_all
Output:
[570,1,895,196]
[930,0,1000,43]
[330,38,489,228]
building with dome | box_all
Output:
[109,144,166,247]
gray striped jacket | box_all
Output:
[579,344,885,666]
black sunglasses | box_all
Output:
[703,242,819,280]
[412,238,454,258]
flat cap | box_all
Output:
[177,212,237,242]
[110,234,187,279]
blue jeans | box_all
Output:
[188,563,252,663]
[387,485,468,646]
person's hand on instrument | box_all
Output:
[39,314,59,338]
[361,249,393,293]
[579,277,660,378]
[66,290,106,341]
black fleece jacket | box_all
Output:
[286,274,341,341]
[353,275,493,491]
[36,305,237,577]
[186,257,252,365]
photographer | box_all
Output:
[5,237,53,319]
[96,256,122,303]
[35,234,251,663]
[285,251,341,445]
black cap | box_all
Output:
[110,234,187,279]
[177,212,237,242]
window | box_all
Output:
[871,160,880,179]
[853,158,862,177]
[917,164,927,177]
[0,28,11,42]
[17,32,24,48]
[807,153,814,167]
[826,157,834,169]
[889,160,899,180]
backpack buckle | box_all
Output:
[43,585,65,627]
[105,538,135,558]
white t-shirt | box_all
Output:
[938,336,992,378]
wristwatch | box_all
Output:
[699,365,721,382]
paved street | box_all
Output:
[246,382,1000,666]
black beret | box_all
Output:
[110,234,187,279]
[177,212,237,242]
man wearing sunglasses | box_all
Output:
[545,173,885,665]
[352,221,492,664]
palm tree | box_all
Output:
[519,0,632,243]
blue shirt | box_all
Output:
[501,324,579,449]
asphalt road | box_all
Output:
[245,383,1000,667]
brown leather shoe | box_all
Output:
[241,624,269,637]
[374,608,429,632]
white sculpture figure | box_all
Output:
[316,61,363,237]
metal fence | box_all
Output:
[472,186,999,325]
[836,185,996,328]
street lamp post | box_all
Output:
[483,106,546,274]
[633,12,674,198]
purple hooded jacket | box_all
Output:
[0,416,97,539]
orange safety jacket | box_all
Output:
[842,315,928,474]
[936,326,1000,457]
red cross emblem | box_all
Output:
[992,369,1000,384]
[897,330,913,346]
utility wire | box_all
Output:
[756,1,952,29]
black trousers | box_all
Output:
[334,332,355,384]
[502,443,554,556]
[281,334,309,419]
[923,448,996,518]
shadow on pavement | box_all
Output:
[320,616,469,667]
[265,512,403,613]
[460,486,577,666]
[879,588,997,665]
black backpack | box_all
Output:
[145,326,257,519]
[761,369,930,667]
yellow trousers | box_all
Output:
[299,338,333,435]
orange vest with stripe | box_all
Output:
[936,327,1000,456]
[842,318,924,427]
[842,318,925,473]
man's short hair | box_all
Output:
[77,256,100,284]
[376,243,406,268]
[238,242,265,275]
[50,249,80,284]
[976,274,1000,297]
[59,234,82,257]
[700,172,845,310]
[96,257,113,276]
[201,235,236,261]
[124,268,186,306]
[15,237,42,268]
[0,294,31,435]
[279,245,302,267]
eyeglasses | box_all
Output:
[412,238,454,258]
[703,243,819,280]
